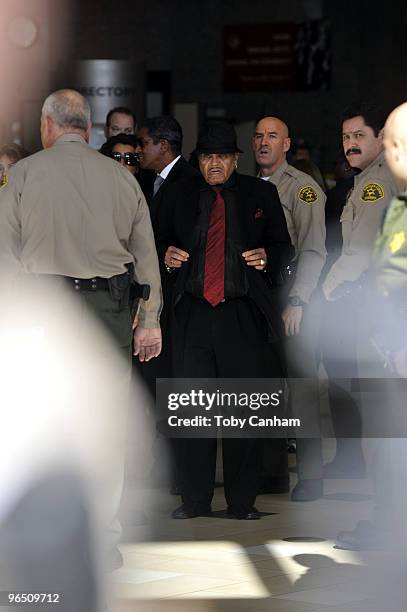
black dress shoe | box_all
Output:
[335,520,385,551]
[171,504,211,519]
[291,478,323,501]
[258,476,290,494]
[323,459,366,479]
[227,507,261,520]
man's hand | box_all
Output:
[164,246,189,269]
[133,327,162,362]
[282,304,303,336]
[242,248,267,271]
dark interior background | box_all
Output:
[2,0,406,173]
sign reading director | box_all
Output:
[72,60,145,124]
[78,86,138,98]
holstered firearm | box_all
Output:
[130,282,150,301]
[108,263,150,304]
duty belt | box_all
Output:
[69,277,109,291]
[64,274,150,300]
[30,271,150,301]
[29,273,110,291]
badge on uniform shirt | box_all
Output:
[389,231,406,254]
[0,175,8,188]
[360,182,385,203]
[298,185,318,204]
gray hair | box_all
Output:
[42,89,91,131]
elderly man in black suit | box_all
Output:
[155,122,293,520]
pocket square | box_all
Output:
[254,208,264,219]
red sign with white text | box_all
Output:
[223,24,297,92]
[223,22,331,92]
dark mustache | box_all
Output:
[346,147,361,156]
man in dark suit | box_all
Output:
[136,116,199,224]
[155,122,293,520]
[135,116,199,396]
[135,116,199,492]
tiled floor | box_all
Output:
[111,438,407,611]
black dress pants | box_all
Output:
[172,294,284,515]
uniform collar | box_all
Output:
[258,159,288,187]
[54,133,87,146]
[355,150,386,182]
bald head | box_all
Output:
[41,89,91,148]
[253,116,291,176]
[256,117,289,138]
[384,103,407,185]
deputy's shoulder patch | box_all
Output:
[298,185,318,204]
[389,231,406,254]
[360,182,384,203]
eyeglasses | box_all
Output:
[111,152,139,166]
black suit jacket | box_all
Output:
[146,156,199,225]
[155,172,294,342]
[134,157,199,387]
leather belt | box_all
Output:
[67,277,109,292]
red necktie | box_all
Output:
[203,188,225,306]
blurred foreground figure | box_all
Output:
[336,102,407,552]
[0,89,162,572]
[0,288,153,610]
[375,101,407,362]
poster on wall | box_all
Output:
[223,20,331,92]
[295,20,331,90]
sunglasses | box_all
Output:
[111,152,138,166]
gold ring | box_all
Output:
[260,259,265,266]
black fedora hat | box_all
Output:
[195,122,243,154]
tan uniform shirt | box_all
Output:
[0,133,162,328]
[323,151,399,299]
[264,160,326,303]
